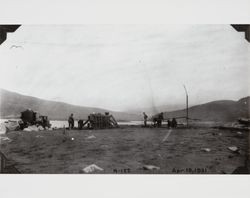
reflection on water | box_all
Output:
[0,119,146,128]
[50,120,146,128]
[0,118,220,129]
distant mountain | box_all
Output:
[1,88,249,122]
[163,97,250,122]
[0,89,141,121]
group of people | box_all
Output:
[143,112,178,128]
[167,118,177,128]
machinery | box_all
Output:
[20,109,51,129]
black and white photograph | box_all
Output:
[0,24,249,174]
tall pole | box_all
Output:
[183,85,189,127]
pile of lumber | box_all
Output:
[79,112,118,129]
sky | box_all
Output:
[0,25,249,112]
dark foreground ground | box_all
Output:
[0,126,249,174]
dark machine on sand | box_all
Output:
[20,109,51,129]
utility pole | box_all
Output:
[183,85,189,127]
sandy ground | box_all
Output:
[0,126,249,174]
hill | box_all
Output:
[0,89,141,121]
[163,97,250,122]
[1,88,249,122]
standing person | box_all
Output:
[157,112,164,127]
[167,119,171,128]
[78,120,83,130]
[153,117,157,127]
[143,112,148,127]
[68,113,74,130]
[172,118,177,128]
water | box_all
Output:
[50,120,145,128]
[49,120,169,128]
[0,119,145,128]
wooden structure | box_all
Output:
[79,112,119,129]
[183,85,189,127]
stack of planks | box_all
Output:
[80,112,119,129]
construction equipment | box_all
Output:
[20,109,51,129]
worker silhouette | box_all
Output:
[143,112,148,127]
[68,113,74,130]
